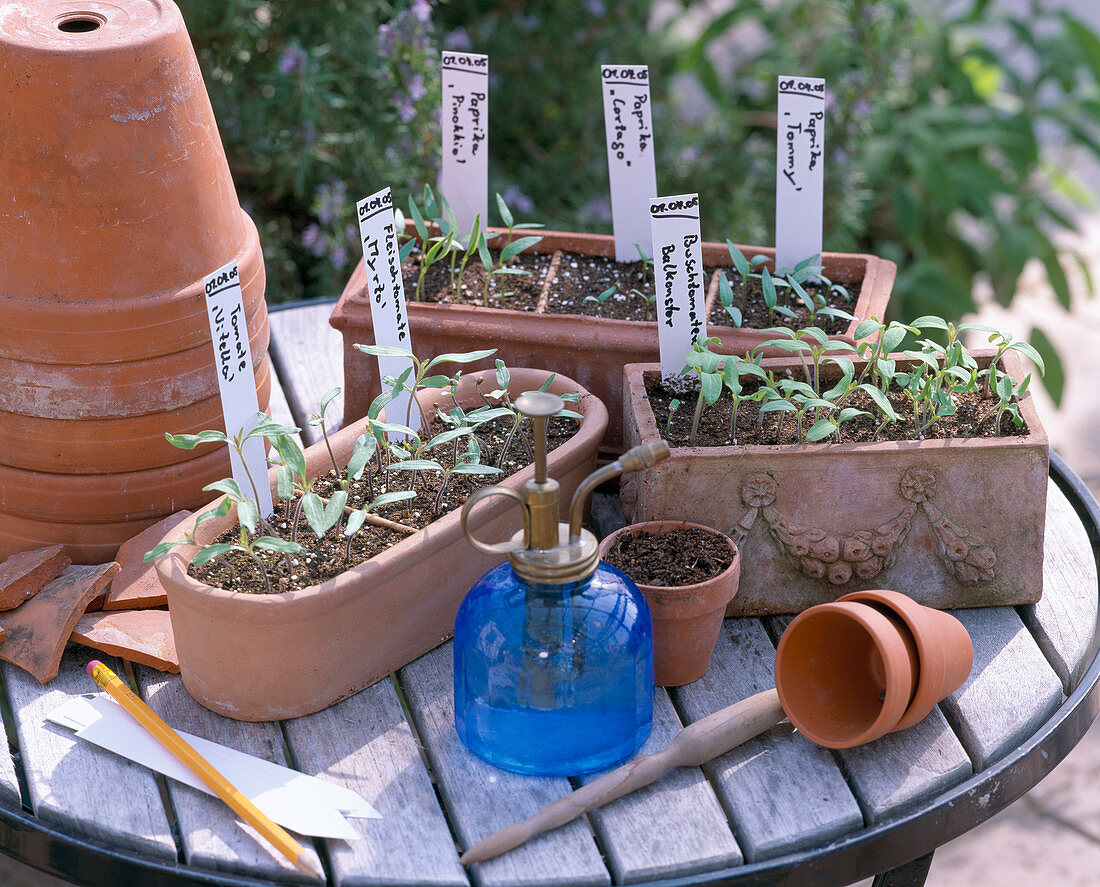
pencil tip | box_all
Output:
[296,853,324,879]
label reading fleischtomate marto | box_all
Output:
[357,187,413,440]
[203,260,274,517]
[440,51,489,237]
[602,64,658,262]
[650,193,706,380]
[775,75,826,272]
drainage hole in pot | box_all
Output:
[57,15,104,33]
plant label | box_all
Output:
[650,193,706,379]
[357,187,413,440]
[775,75,826,272]
[602,64,658,262]
[202,260,273,517]
[441,51,489,237]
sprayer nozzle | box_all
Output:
[617,440,671,473]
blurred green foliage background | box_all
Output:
[180,0,1100,400]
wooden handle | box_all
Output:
[460,688,785,865]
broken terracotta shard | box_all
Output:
[0,545,71,611]
[102,511,191,611]
[0,563,120,683]
[70,609,178,673]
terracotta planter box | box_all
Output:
[620,352,1049,614]
[330,227,896,455]
[155,368,608,721]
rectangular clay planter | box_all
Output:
[620,351,1049,614]
[154,368,607,721]
[330,227,896,455]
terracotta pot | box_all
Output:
[154,369,609,721]
[774,591,973,747]
[598,521,740,686]
[0,0,269,560]
[837,588,973,730]
[330,226,896,455]
[620,350,1049,613]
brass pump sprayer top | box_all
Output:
[461,391,671,584]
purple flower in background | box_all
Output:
[581,197,613,226]
[448,28,472,51]
[852,98,872,118]
[584,0,605,16]
[501,186,534,215]
[278,43,307,74]
[408,73,426,102]
[397,96,417,122]
[330,244,349,270]
[302,223,326,258]
[378,23,395,59]
[411,0,431,24]
[316,180,347,226]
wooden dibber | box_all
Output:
[459,688,786,865]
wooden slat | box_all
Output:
[765,616,973,825]
[268,302,345,445]
[576,688,742,883]
[283,678,468,887]
[941,607,1064,771]
[400,645,610,887]
[674,619,862,862]
[266,346,299,436]
[2,650,176,859]
[1018,481,1099,693]
[134,668,322,882]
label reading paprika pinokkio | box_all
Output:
[775,75,826,271]
[441,51,489,237]
[357,187,412,440]
[650,194,706,380]
[602,64,658,262]
[203,260,274,517]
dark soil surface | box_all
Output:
[189,414,578,594]
[707,270,862,335]
[403,249,553,310]
[603,526,735,587]
[645,370,1029,447]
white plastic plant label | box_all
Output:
[602,64,658,262]
[202,260,273,517]
[440,50,489,237]
[775,75,826,272]
[357,187,413,440]
[650,193,706,380]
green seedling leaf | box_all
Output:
[418,374,452,389]
[500,235,542,263]
[426,349,497,370]
[451,463,504,475]
[425,427,472,450]
[356,343,414,359]
[910,315,948,331]
[347,434,377,480]
[761,268,777,308]
[191,543,237,568]
[320,387,341,415]
[276,464,294,500]
[805,418,837,442]
[399,239,416,264]
[853,319,882,341]
[408,196,428,241]
[726,241,751,277]
[760,399,797,414]
[344,509,368,538]
[166,430,228,449]
[495,359,510,390]
[369,490,417,511]
[143,540,181,562]
[237,498,260,535]
[555,408,583,420]
[390,459,444,472]
[202,478,246,501]
[253,537,306,554]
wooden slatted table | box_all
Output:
[0,299,1097,887]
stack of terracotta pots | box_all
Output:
[0,0,270,563]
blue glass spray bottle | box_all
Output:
[455,391,671,776]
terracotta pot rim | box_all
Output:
[155,368,609,619]
[599,520,740,600]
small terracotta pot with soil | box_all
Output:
[774,590,972,748]
[599,521,740,686]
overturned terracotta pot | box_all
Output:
[331,226,896,455]
[154,369,608,721]
[774,591,972,748]
[599,521,739,686]
[0,0,269,561]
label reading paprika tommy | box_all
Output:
[441,51,489,237]
[203,260,273,517]
[602,64,658,262]
[650,193,706,380]
[775,75,826,271]
[357,187,412,440]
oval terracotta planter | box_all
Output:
[154,368,609,721]
[0,0,270,559]
[774,599,919,748]
[598,521,740,686]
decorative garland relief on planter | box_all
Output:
[732,467,996,588]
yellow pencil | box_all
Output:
[86,660,323,879]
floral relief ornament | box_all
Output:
[730,467,996,587]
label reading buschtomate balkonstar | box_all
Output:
[650,193,705,380]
